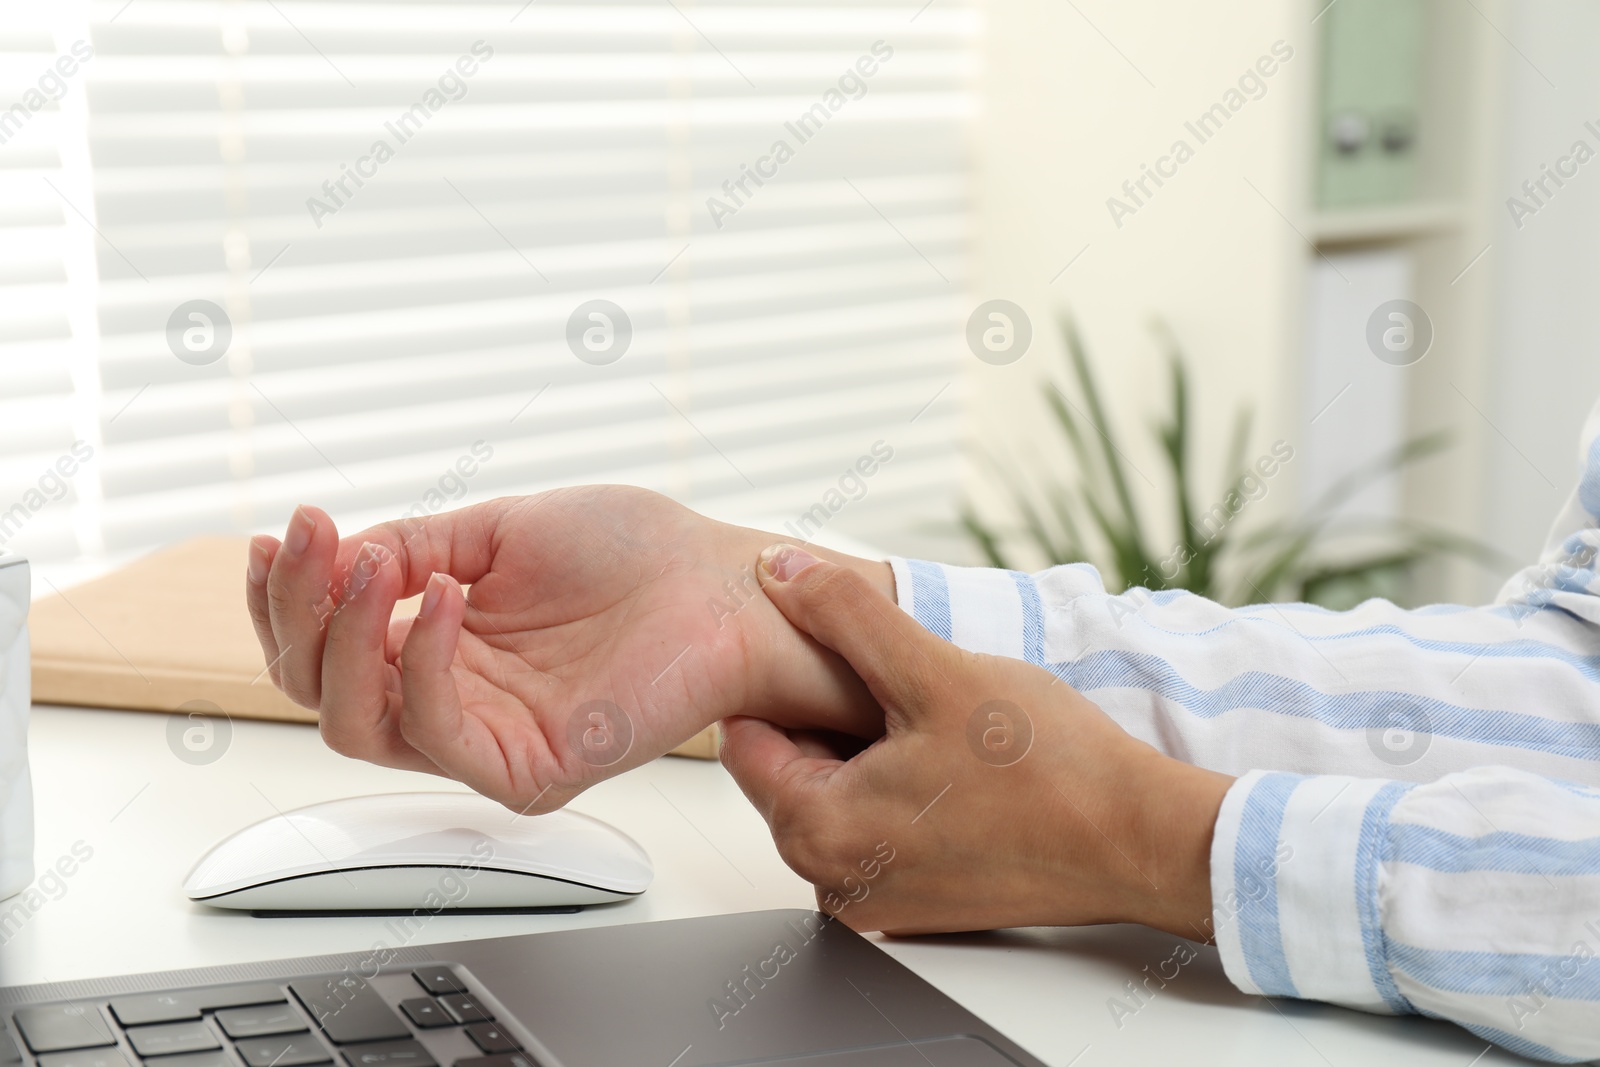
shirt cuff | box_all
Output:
[885,557,1105,663]
[1210,769,1415,1015]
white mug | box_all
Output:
[0,551,33,901]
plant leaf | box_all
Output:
[976,448,1067,564]
[1303,432,1453,523]
[1062,317,1145,548]
[958,503,1011,569]
[956,319,1475,612]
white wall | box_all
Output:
[965,0,1600,604]
[1483,3,1600,571]
[963,0,1312,573]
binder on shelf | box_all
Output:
[1316,0,1426,209]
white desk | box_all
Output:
[4,705,1523,1066]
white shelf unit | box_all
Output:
[1297,0,1508,604]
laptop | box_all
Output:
[0,909,1046,1067]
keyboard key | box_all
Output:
[289,979,408,1045]
[437,996,490,1025]
[396,1002,449,1030]
[463,1025,516,1055]
[14,1006,116,1053]
[126,1023,220,1058]
[150,1054,231,1067]
[111,985,286,1027]
[202,986,291,1013]
[409,969,465,997]
[108,993,199,1027]
[453,1056,538,1067]
[216,1005,304,1039]
[341,1041,436,1067]
[235,1034,331,1067]
[36,1050,130,1067]
[1,1021,23,1064]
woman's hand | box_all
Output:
[720,544,1234,939]
[244,487,891,814]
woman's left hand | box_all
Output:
[720,545,1234,939]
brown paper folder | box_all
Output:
[29,536,719,760]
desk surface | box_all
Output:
[3,706,1520,1066]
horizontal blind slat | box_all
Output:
[3,0,977,569]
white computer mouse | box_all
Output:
[183,791,652,914]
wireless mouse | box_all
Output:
[183,791,652,915]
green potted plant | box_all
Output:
[961,319,1499,607]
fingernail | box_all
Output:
[760,543,820,582]
[285,506,315,556]
[247,537,271,584]
[419,573,448,619]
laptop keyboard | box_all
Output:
[3,968,539,1067]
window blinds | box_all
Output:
[10,0,978,581]
[0,10,103,580]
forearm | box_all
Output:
[888,556,1600,781]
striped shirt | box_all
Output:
[886,396,1600,1062]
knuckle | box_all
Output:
[371,519,431,576]
[769,806,831,882]
[280,674,320,709]
[317,715,361,757]
[796,564,866,615]
[773,822,866,900]
[265,582,296,618]
[246,590,271,625]
[322,611,356,652]
[373,517,421,551]
[395,701,446,753]
[504,782,560,817]
[395,705,428,748]
[814,884,847,919]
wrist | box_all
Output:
[722,525,894,736]
[1118,750,1233,940]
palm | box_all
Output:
[374,488,756,806]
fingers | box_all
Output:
[723,716,901,928]
[785,729,870,762]
[720,716,814,818]
[396,573,467,758]
[246,535,283,686]
[719,715,842,837]
[262,499,505,709]
[395,574,552,808]
[267,505,339,708]
[317,543,413,765]
[756,545,949,720]
[342,499,506,600]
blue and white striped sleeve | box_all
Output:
[886,541,1600,784]
[1211,766,1600,1062]
[883,395,1600,787]
[880,394,1600,1058]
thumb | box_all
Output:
[718,715,840,822]
[756,544,950,720]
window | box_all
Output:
[2,1,978,589]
